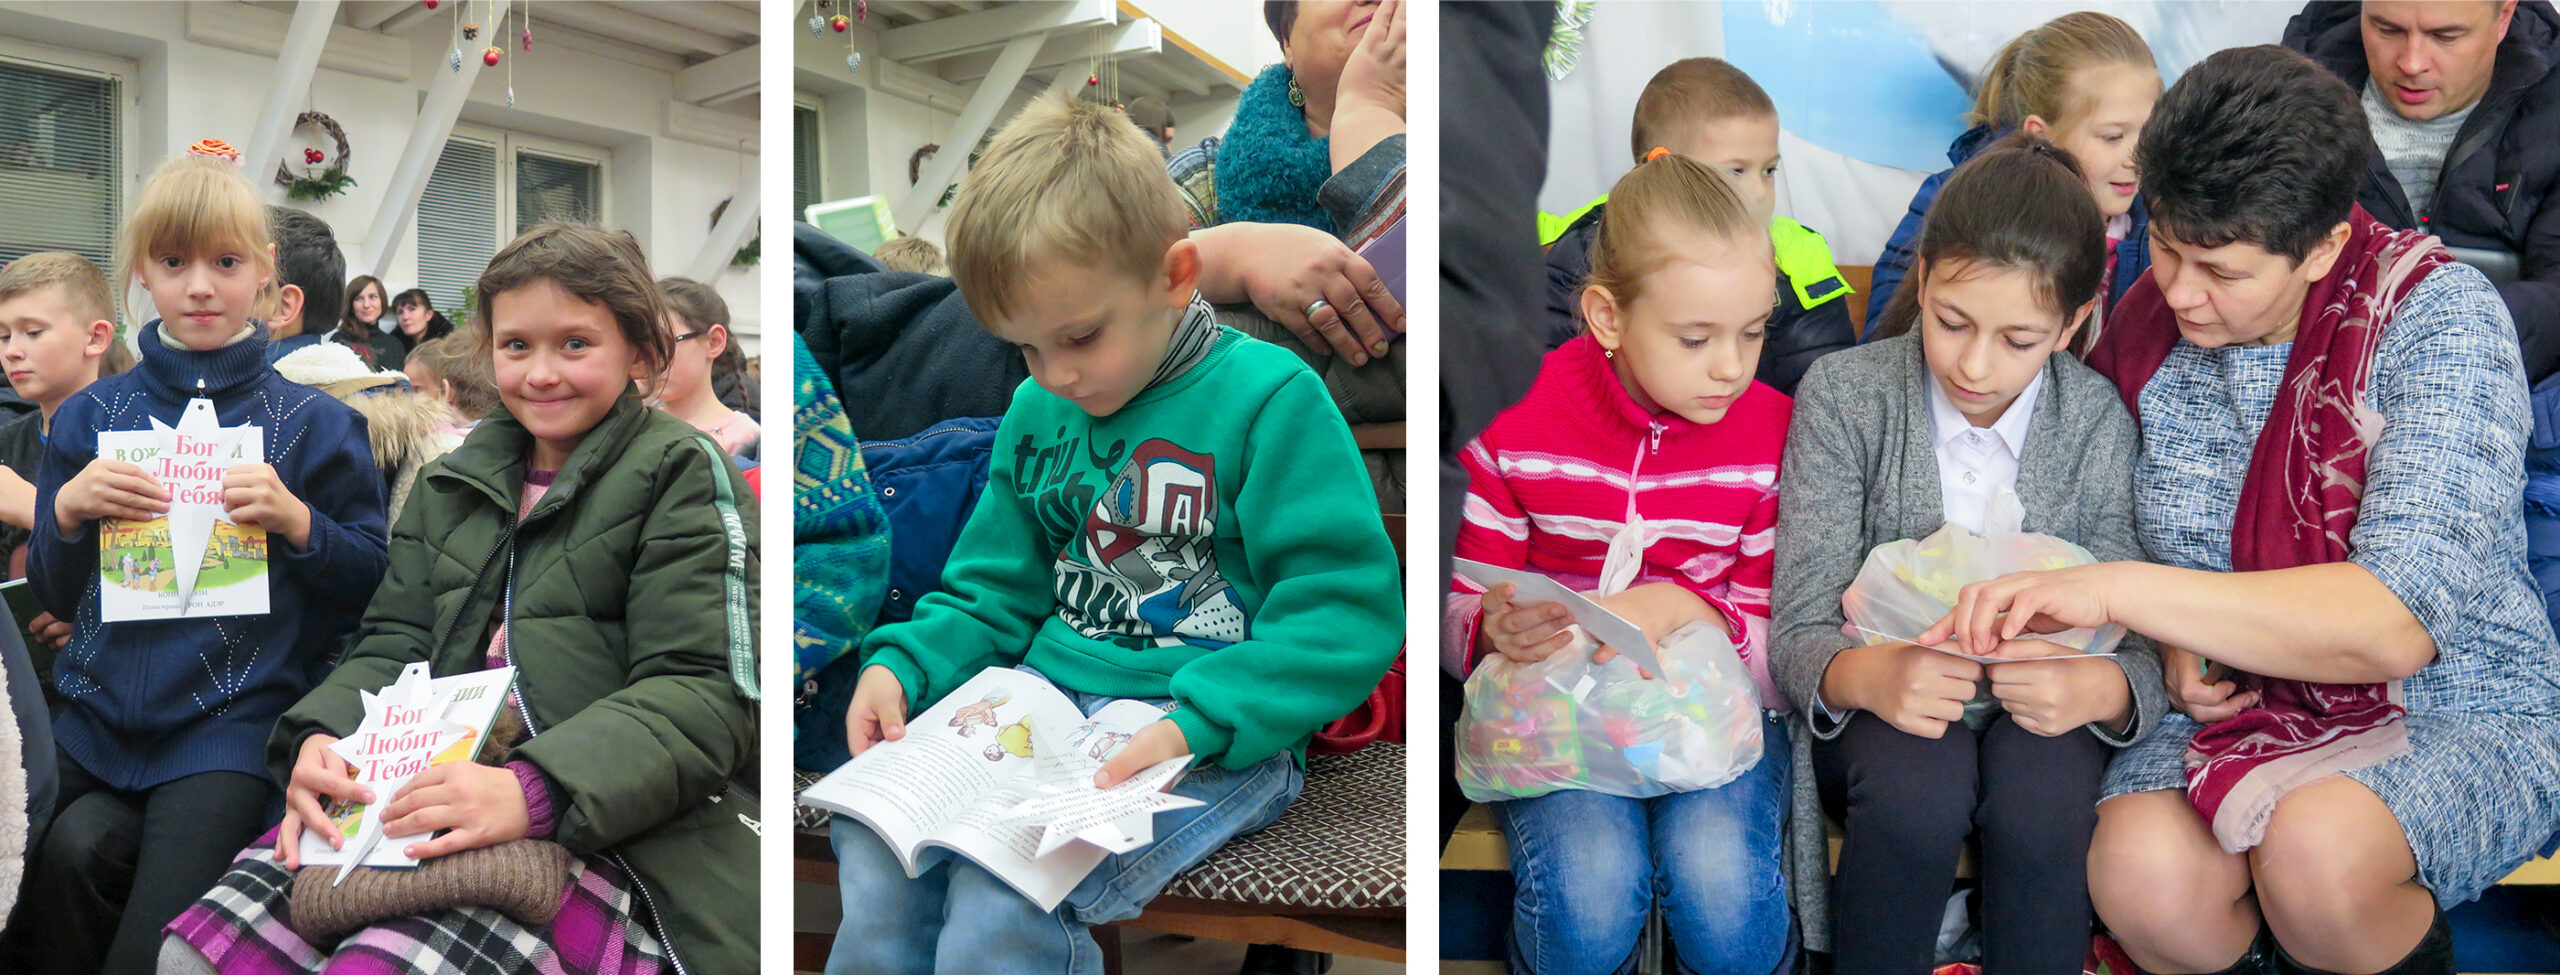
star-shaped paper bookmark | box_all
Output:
[1001,723,1202,857]
[154,399,257,611]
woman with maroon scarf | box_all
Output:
[1917,46,2560,975]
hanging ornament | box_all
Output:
[521,25,533,50]
[807,15,822,36]
[847,52,862,72]
[449,48,463,72]
[857,0,868,20]
[830,14,849,31]
[1087,73,1099,86]
[483,46,500,66]
[506,85,516,108]
[422,0,437,7]
[463,22,480,39]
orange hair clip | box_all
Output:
[186,139,241,161]
[1644,146,1673,162]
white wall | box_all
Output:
[0,0,763,350]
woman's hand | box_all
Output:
[1189,222,1403,364]
[378,762,531,859]
[1335,0,1405,122]
[278,733,370,870]
[1476,582,1573,664]
[2162,644,2260,722]
[1819,641,1983,739]
[1986,640,2134,737]
[1920,562,2128,657]
[845,665,910,758]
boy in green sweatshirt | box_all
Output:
[824,96,1404,974]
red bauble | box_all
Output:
[483,47,500,66]
[830,14,849,31]
[1087,74,1099,86]
[422,0,436,8]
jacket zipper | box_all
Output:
[496,523,694,975]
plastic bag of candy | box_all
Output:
[1455,617,1764,802]
[1841,487,2126,657]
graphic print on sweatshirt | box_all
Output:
[1051,438,1246,650]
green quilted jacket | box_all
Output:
[269,393,760,974]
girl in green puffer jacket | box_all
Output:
[165,224,760,975]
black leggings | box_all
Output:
[6,750,274,975]
[1814,712,2110,975]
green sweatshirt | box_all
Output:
[862,323,1403,769]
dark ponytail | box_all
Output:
[1875,130,2108,356]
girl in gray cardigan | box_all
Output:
[1770,134,2168,973]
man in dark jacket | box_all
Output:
[2285,0,2560,381]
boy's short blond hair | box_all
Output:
[0,252,116,327]
[873,236,947,276]
[1629,58,1777,163]
[946,96,1189,322]
[118,155,275,319]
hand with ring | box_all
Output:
[1186,222,1403,364]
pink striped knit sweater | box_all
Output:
[1445,334,1792,709]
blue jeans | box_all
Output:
[825,685,1304,975]
[1494,714,1793,975]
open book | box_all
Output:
[799,668,1200,911]
[297,662,517,869]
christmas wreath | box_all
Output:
[276,111,358,201]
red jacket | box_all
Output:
[1446,334,1791,708]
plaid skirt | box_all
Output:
[166,838,666,975]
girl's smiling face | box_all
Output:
[140,243,270,350]
[2029,62,2159,220]
[490,278,643,470]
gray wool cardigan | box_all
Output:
[1769,333,2168,953]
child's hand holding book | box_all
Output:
[377,761,531,859]
[220,462,312,550]
[846,665,910,757]
[279,732,373,870]
[55,457,166,536]
[1093,720,1188,790]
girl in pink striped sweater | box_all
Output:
[1447,152,1794,975]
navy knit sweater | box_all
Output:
[31,321,388,790]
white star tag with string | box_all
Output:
[151,399,258,611]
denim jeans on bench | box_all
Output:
[826,681,1304,975]
[1493,714,1793,975]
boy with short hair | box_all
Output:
[1540,56,1858,395]
[0,253,125,568]
[262,205,343,364]
[826,95,1403,973]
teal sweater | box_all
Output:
[862,323,1402,769]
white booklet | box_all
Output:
[799,668,1202,911]
[95,399,266,622]
[1451,557,1670,679]
[297,662,518,870]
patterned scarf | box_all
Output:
[1213,64,1335,233]
[791,335,891,710]
[2089,205,2452,852]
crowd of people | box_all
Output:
[1449,3,2560,974]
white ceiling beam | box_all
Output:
[344,0,407,31]
[880,0,1113,64]
[376,0,440,33]
[938,16,1157,83]
[242,0,340,193]
[532,3,737,59]
[895,31,1040,231]
[866,0,939,23]
[617,1,756,38]
[674,43,759,105]
[363,1,505,277]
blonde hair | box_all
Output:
[1584,153,1771,311]
[117,155,275,322]
[0,252,116,328]
[874,235,947,276]
[946,95,1189,323]
[406,332,501,420]
[1629,58,1777,163]
[1969,12,2156,132]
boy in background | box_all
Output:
[1540,57,1856,395]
